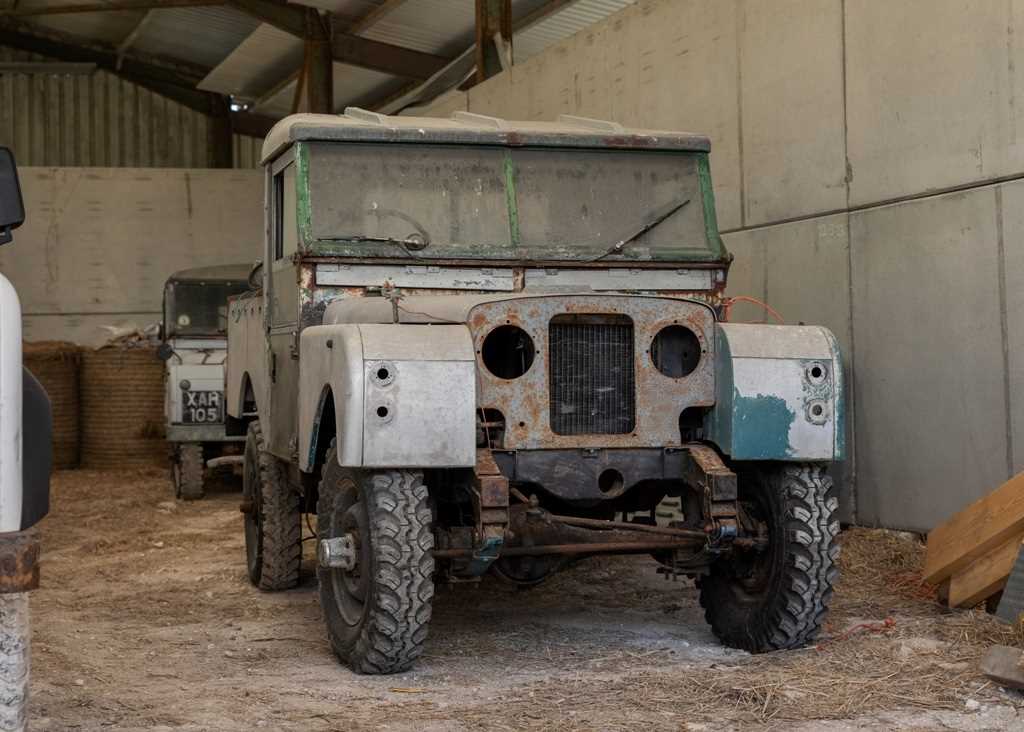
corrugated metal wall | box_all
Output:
[0,46,261,168]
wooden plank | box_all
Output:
[9,0,223,16]
[947,533,1024,608]
[981,645,1024,690]
[924,471,1024,584]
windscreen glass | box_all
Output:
[166,281,249,337]
[305,142,716,262]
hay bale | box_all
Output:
[80,345,166,470]
[23,341,81,470]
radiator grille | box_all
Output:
[549,316,636,435]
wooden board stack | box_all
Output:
[925,473,1024,610]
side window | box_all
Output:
[273,163,298,260]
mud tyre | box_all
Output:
[172,443,206,501]
[698,463,839,652]
[317,444,434,674]
[243,422,301,591]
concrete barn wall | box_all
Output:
[0,167,263,346]
[412,0,1024,531]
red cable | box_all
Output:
[722,295,785,324]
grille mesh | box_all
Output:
[549,317,636,435]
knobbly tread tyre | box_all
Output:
[317,443,435,675]
[244,422,302,591]
[175,443,206,501]
[698,462,840,652]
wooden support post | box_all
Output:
[207,95,233,168]
[306,37,334,114]
[475,0,511,83]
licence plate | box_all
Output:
[182,390,224,424]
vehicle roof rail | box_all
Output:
[451,111,506,129]
[343,107,389,125]
[558,114,625,132]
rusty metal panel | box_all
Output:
[470,294,716,450]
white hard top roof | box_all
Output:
[261,108,711,163]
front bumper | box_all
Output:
[166,424,244,443]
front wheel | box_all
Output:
[242,422,301,591]
[171,443,205,501]
[316,444,435,674]
[698,463,839,652]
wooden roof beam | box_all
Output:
[5,0,224,16]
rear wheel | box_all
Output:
[698,463,839,652]
[316,445,434,674]
[171,443,205,501]
[242,422,301,591]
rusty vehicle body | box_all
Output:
[227,109,844,674]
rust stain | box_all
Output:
[467,294,716,451]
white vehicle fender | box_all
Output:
[299,323,477,471]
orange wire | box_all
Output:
[722,295,785,324]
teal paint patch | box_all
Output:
[732,390,796,459]
[503,151,521,252]
[295,143,313,250]
[704,325,734,450]
[697,153,728,260]
[468,535,503,576]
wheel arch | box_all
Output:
[307,384,337,477]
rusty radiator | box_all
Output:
[548,316,636,435]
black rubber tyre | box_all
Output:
[243,422,302,591]
[698,463,839,652]
[317,443,435,674]
[172,443,206,501]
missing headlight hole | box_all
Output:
[651,325,701,378]
[598,468,625,496]
[482,325,535,379]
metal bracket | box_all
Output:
[318,535,357,571]
[681,444,739,547]
[469,449,510,574]
[0,528,40,593]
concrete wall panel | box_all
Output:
[850,188,1009,530]
[466,0,744,231]
[407,90,468,119]
[739,0,847,225]
[22,313,159,347]
[721,229,765,323]
[0,167,263,345]
[845,0,1021,206]
[999,179,1024,475]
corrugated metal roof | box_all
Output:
[130,7,261,70]
[516,0,636,61]
[198,24,303,101]
[0,46,260,168]
[12,0,638,120]
[251,62,406,117]
[13,8,142,47]
[359,0,476,56]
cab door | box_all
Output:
[264,151,301,461]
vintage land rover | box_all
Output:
[227,110,844,675]
[160,265,251,499]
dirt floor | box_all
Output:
[27,469,1024,731]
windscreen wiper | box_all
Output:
[342,232,430,254]
[590,197,691,262]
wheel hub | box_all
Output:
[318,534,358,571]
